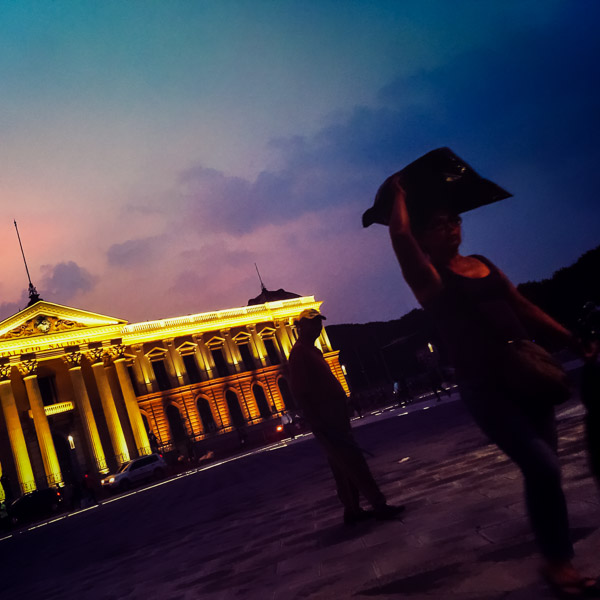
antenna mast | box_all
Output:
[254,263,266,292]
[14,220,41,305]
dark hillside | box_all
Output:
[328,244,600,391]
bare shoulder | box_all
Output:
[448,255,491,278]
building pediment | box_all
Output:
[0,301,127,341]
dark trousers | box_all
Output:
[460,380,573,561]
[314,428,386,513]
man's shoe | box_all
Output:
[374,504,405,521]
[343,508,374,526]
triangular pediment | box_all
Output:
[0,301,128,341]
[206,336,225,348]
[177,341,198,355]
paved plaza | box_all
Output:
[2,387,600,600]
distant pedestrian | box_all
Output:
[148,431,159,453]
[428,369,451,402]
[348,392,363,418]
[375,164,599,597]
[81,471,97,506]
[289,308,404,526]
[280,411,295,439]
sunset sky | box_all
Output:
[1,1,599,325]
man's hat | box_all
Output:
[296,308,326,324]
[362,147,512,228]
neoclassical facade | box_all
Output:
[0,295,349,495]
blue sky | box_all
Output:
[0,1,598,324]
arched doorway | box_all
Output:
[277,378,296,411]
[166,404,187,442]
[252,384,272,419]
[225,390,246,428]
[197,397,217,433]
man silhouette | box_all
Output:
[288,308,404,525]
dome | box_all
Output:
[247,286,301,306]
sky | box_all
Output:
[1,0,599,325]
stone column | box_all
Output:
[18,358,63,487]
[275,321,293,358]
[132,344,157,394]
[319,326,333,352]
[194,336,216,379]
[87,348,130,466]
[222,330,243,373]
[113,346,151,456]
[64,351,108,474]
[190,335,208,379]
[165,339,187,386]
[0,365,36,494]
[266,334,285,365]
[247,325,268,367]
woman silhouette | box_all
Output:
[386,175,598,598]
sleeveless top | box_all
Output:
[425,255,530,380]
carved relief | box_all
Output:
[85,347,105,365]
[111,344,127,360]
[0,364,12,380]
[62,351,83,368]
[17,358,38,377]
[0,315,89,340]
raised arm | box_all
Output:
[495,266,576,350]
[388,177,443,305]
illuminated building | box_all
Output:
[0,294,348,495]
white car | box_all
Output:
[101,453,167,492]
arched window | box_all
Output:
[197,397,217,433]
[166,404,187,442]
[278,378,296,410]
[225,390,246,428]
[252,384,272,419]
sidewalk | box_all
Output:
[262,399,600,600]
[2,392,598,600]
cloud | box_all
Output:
[169,5,600,301]
[39,261,96,305]
[107,236,165,268]
[0,290,30,322]
[73,3,600,325]
[181,3,599,233]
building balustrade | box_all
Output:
[26,400,75,417]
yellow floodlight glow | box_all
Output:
[428,343,434,353]
[68,435,75,449]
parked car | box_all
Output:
[9,487,64,526]
[271,413,309,442]
[101,453,167,493]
